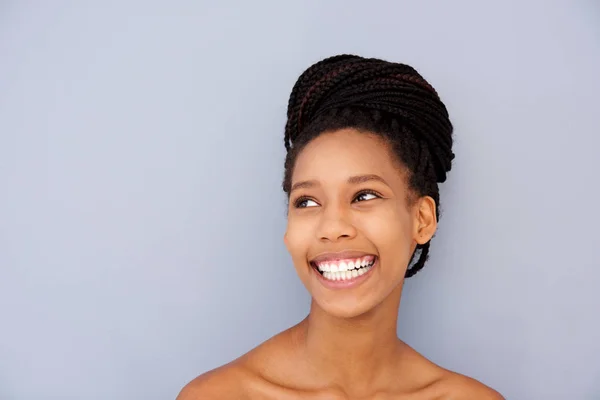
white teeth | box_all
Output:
[318,261,375,282]
[316,257,376,275]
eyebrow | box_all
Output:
[290,174,388,193]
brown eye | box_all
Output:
[353,190,381,203]
[294,197,319,208]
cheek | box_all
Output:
[284,216,313,263]
[357,205,414,259]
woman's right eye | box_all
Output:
[294,197,319,208]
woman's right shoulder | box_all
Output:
[176,362,253,400]
[177,327,299,399]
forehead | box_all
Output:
[292,128,406,184]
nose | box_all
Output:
[316,204,357,242]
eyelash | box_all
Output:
[293,189,382,208]
[354,189,381,202]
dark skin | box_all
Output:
[178,129,503,399]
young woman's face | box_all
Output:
[284,128,436,318]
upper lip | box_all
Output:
[310,250,377,264]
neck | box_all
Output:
[298,284,405,390]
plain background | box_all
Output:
[1,1,599,399]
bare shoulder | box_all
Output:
[433,371,504,400]
[177,326,297,400]
[176,362,253,400]
[399,344,503,399]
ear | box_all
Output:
[283,231,289,250]
[413,196,437,245]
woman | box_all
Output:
[178,55,504,399]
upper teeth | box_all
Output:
[315,257,375,272]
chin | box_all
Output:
[313,296,377,319]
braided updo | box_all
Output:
[282,54,455,278]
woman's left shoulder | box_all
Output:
[433,371,504,400]
[399,343,503,399]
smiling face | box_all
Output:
[284,128,437,318]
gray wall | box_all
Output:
[1,1,599,399]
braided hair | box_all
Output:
[282,54,454,278]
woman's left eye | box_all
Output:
[353,190,381,202]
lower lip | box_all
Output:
[312,259,377,290]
